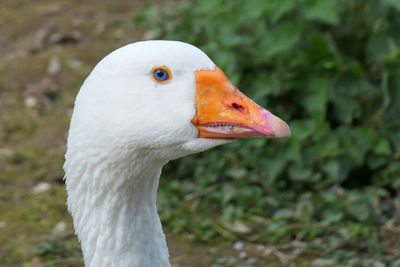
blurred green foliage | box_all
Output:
[136,0,400,264]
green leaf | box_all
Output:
[321,160,340,179]
[259,22,301,59]
[290,119,316,140]
[302,77,328,121]
[227,168,247,180]
[321,190,338,203]
[303,0,340,25]
[268,0,296,23]
[331,96,360,124]
[306,33,336,65]
[274,208,294,219]
[248,74,280,102]
[265,158,287,184]
[346,201,370,222]
[382,0,400,11]
[373,138,391,155]
[239,0,270,20]
[322,209,343,224]
[288,164,313,181]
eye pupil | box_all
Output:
[153,68,170,82]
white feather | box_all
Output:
[64,40,232,267]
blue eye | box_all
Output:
[152,67,171,82]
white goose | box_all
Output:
[64,40,290,267]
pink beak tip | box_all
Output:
[271,116,291,138]
[257,108,291,138]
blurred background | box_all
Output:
[1,0,399,266]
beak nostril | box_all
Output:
[232,102,245,113]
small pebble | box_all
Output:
[373,261,385,267]
[32,182,51,194]
[238,251,247,259]
[247,257,258,264]
[114,29,124,39]
[53,221,67,235]
[0,148,13,157]
[233,241,244,251]
[311,258,336,267]
[25,96,37,108]
[95,22,106,35]
[47,56,61,75]
[66,58,82,70]
[143,31,158,40]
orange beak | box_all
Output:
[191,67,290,139]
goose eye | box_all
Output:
[152,67,172,83]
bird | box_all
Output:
[64,40,290,267]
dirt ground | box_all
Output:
[1,1,299,266]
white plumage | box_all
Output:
[64,40,290,267]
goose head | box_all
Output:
[65,40,290,266]
[69,40,290,163]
